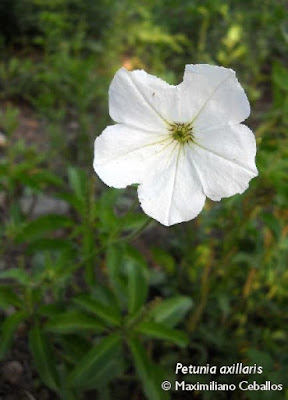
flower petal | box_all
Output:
[179,64,250,128]
[188,124,258,201]
[194,123,258,172]
[138,145,206,226]
[93,124,173,188]
[109,68,178,130]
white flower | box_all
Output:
[93,64,258,226]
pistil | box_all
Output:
[169,122,194,144]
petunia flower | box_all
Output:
[93,64,258,226]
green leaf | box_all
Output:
[261,213,281,239]
[26,238,75,254]
[128,338,169,400]
[16,214,73,243]
[29,324,60,391]
[91,284,119,310]
[37,304,64,317]
[151,248,175,274]
[149,296,193,328]
[96,189,120,229]
[246,348,274,372]
[58,192,83,213]
[0,269,31,286]
[127,260,148,315]
[68,167,87,200]
[105,245,127,302]
[272,62,288,91]
[283,94,288,124]
[59,335,91,365]
[74,295,121,326]
[27,171,64,187]
[68,334,122,388]
[17,171,64,190]
[136,321,188,347]
[45,310,106,334]
[0,286,22,308]
[0,311,27,359]
[83,352,124,390]
[0,105,19,134]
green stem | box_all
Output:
[188,261,211,332]
[117,217,153,243]
[80,214,153,285]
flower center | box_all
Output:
[169,122,194,143]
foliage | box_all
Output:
[0,0,287,399]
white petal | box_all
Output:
[138,145,206,226]
[179,64,250,128]
[188,124,258,201]
[194,123,258,173]
[109,68,179,130]
[93,124,173,188]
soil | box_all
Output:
[0,322,54,400]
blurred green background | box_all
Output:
[0,0,287,399]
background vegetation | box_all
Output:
[0,0,287,399]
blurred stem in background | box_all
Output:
[188,259,212,333]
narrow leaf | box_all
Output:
[68,167,87,200]
[45,310,106,334]
[16,214,73,243]
[106,245,127,303]
[29,324,59,391]
[136,321,188,347]
[68,334,121,388]
[149,296,193,328]
[128,338,169,400]
[27,238,75,253]
[0,311,27,359]
[127,261,148,315]
[0,269,31,286]
[74,296,121,326]
[0,286,22,308]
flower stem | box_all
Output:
[187,261,212,332]
[117,217,154,243]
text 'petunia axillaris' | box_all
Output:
[93,64,258,226]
